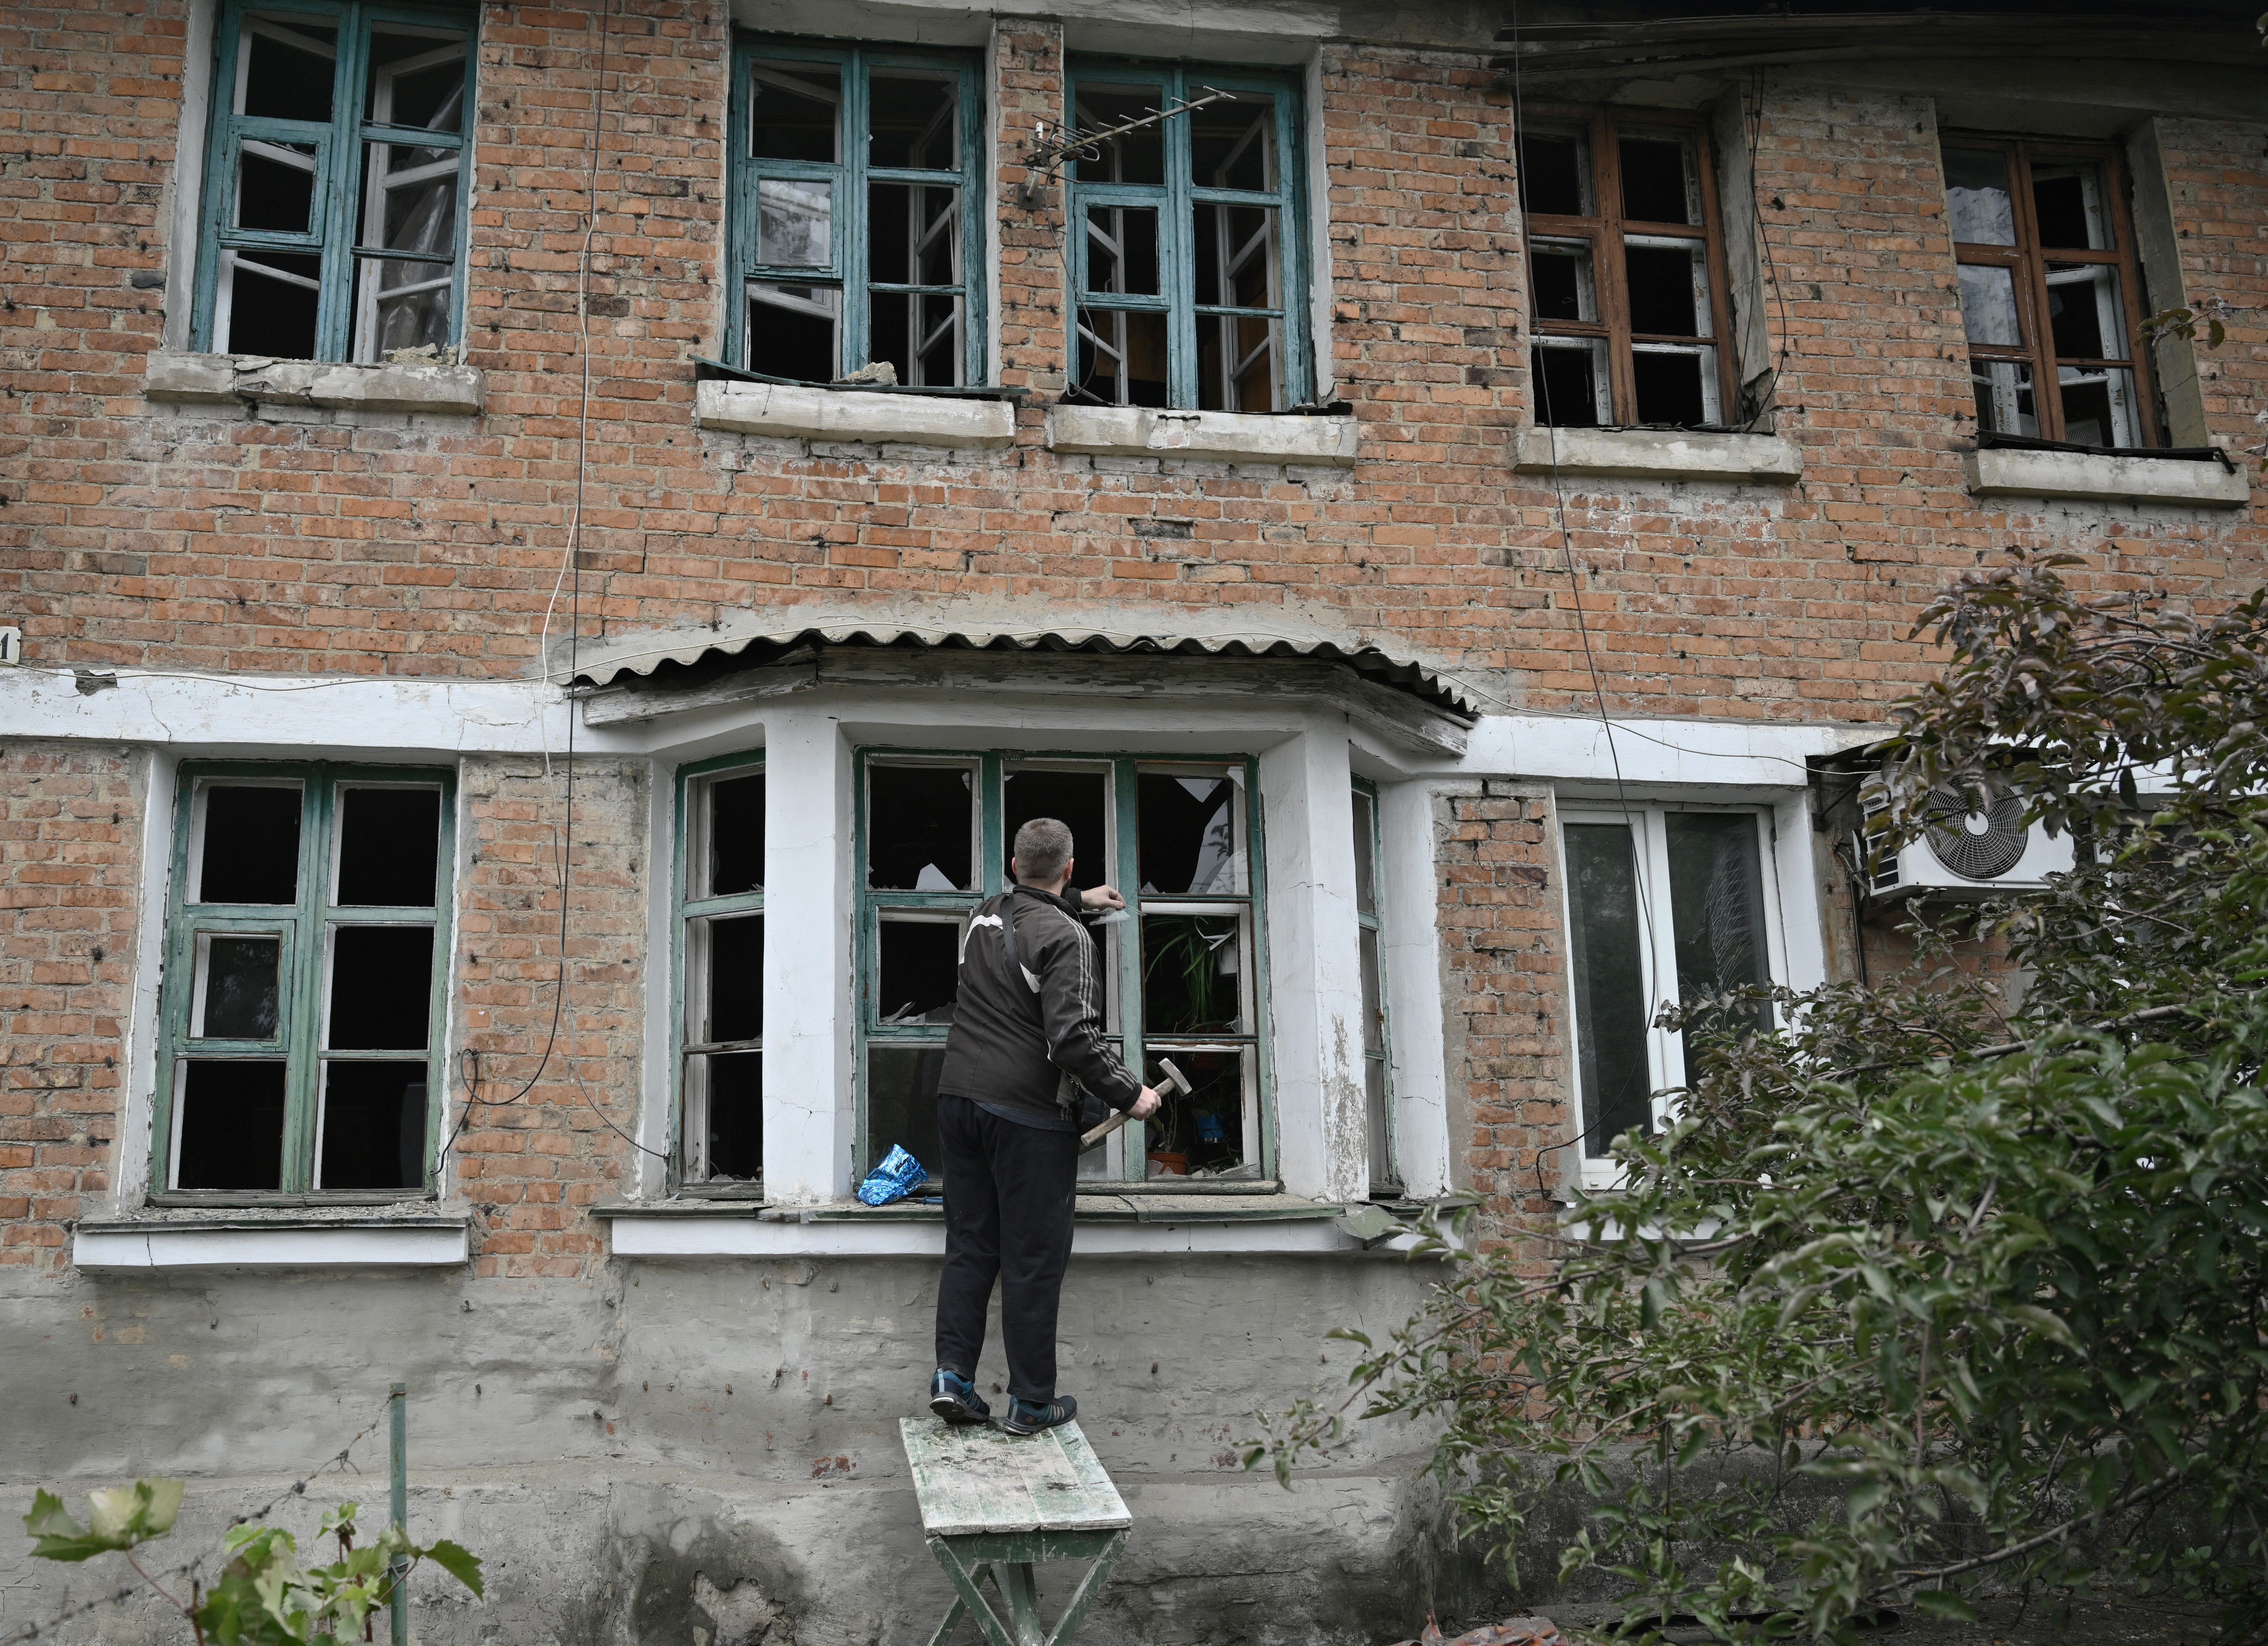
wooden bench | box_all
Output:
[900,1415,1132,1646]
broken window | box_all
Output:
[854,753,1270,1190]
[1067,64,1310,411]
[1518,109,1735,429]
[678,762,766,1189]
[731,41,980,385]
[1943,137,2158,447]
[160,766,452,1198]
[195,2,472,362]
[1351,780,1396,1195]
[1559,805,1780,1187]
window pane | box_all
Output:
[866,764,975,890]
[317,1060,426,1190]
[235,139,317,233]
[701,771,765,898]
[1192,203,1278,310]
[1071,84,1165,186]
[1527,238,1598,324]
[692,1049,763,1180]
[1076,308,1169,407]
[1137,772,1245,896]
[1563,823,1651,1159]
[1532,339,1607,427]
[198,785,301,905]
[1197,312,1281,412]
[366,27,467,132]
[695,913,763,1044]
[750,63,839,162]
[336,787,441,907]
[1956,263,2023,347]
[1665,813,1772,1071]
[175,1060,288,1190]
[2058,365,2139,448]
[1518,129,1590,217]
[1004,767,1109,891]
[1358,925,1383,1055]
[1619,131,1699,225]
[360,144,458,255]
[877,916,960,1026]
[328,925,434,1050]
[1350,789,1377,917]
[238,13,337,123]
[354,257,454,359]
[1143,1047,1250,1178]
[221,250,322,358]
[2045,262,2125,361]
[1365,1054,1391,1189]
[1084,205,1160,296]
[869,71,957,170]
[193,935,282,1040]
[1944,148,2016,245]
[2031,160,2112,251]
[1191,93,1275,191]
[747,282,839,380]
[870,289,965,388]
[758,178,831,267]
[1632,346,1715,427]
[1970,358,2039,437]
[869,182,959,286]
[867,1045,945,1178]
[1624,238,1709,337]
[1141,914,1246,1035]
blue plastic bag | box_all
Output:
[856,1145,927,1206]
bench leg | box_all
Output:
[1042,1530,1126,1646]
[996,1563,1043,1646]
[927,1541,1017,1646]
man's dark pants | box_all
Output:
[934,1094,1079,1402]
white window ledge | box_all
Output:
[72,1214,470,1270]
[144,351,484,416]
[597,1199,1432,1257]
[695,379,1016,448]
[1044,404,1359,467]
[1514,426,1802,484]
[1964,446,2250,509]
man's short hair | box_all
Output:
[1013,817,1074,885]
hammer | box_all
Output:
[1080,1056,1192,1150]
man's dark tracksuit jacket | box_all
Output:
[931,884,1142,1401]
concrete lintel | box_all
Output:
[72,1217,471,1270]
[144,351,484,415]
[1964,446,2251,509]
[1044,405,1360,467]
[695,379,1016,448]
[1514,425,1803,483]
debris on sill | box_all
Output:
[383,343,458,366]
[835,360,897,388]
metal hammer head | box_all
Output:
[1156,1056,1194,1098]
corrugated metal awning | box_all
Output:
[567,606,1479,721]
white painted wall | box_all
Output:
[760,708,854,1206]
[1376,776,1451,1198]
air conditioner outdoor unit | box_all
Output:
[1863,782,2075,898]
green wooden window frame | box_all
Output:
[152,762,455,1200]
[727,37,988,385]
[191,0,477,362]
[1065,60,1311,410]
[1352,778,1398,1193]
[671,753,766,1195]
[853,751,1275,1188]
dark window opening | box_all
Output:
[196,936,282,1040]
[175,1061,288,1191]
[335,786,441,907]
[701,914,764,1044]
[1531,345,1602,428]
[1136,773,1242,898]
[703,1051,764,1179]
[328,925,434,1050]
[706,771,765,897]
[1003,768,1109,891]
[866,764,975,890]
[877,918,960,1026]
[1632,351,1709,428]
[318,1060,427,1190]
[1564,823,1652,1158]
[199,785,302,905]
[867,1045,945,1185]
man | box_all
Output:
[927,816,1163,1436]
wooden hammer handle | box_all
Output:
[1078,1057,1190,1150]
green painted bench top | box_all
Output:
[899,1416,1131,1538]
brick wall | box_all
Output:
[0,744,143,1274]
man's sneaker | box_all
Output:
[929,1369,991,1426]
[1001,1393,1077,1436]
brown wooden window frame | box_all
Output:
[1943,133,2161,449]
[1518,105,1740,431]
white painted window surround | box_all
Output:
[1963,446,2250,509]
[1046,404,1359,467]
[72,1216,471,1270]
[1514,426,1802,484]
[695,378,1017,449]
[145,351,484,416]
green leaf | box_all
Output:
[1910,1591,1977,1623]
[22,1489,83,1543]
[420,1539,484,1599]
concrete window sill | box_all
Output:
[1044,404,1359,467]
[1964,446,2250,509]
[144,351,484,416]
[72,1213,471,1270]
[695,379,1016,448]
[1514,426,1802,484]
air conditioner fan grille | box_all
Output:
[1922,785,2028,879]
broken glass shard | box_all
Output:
[866,765,974,890]
[1137,772,1244,896]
